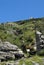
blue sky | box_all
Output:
[0,0,44,23]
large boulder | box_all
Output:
[0,41,18,51]
[0,41,24,61]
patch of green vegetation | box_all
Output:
[19,55,44,65]
[0,62,6,65]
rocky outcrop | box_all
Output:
[0,41,18,51]
[0,40,24,62]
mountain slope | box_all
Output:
[0,18,44,47]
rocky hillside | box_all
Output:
[0,18,44,48]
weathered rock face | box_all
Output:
[0,40,24,62]
[0,41,18,51]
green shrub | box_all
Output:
[37,49,44,56]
